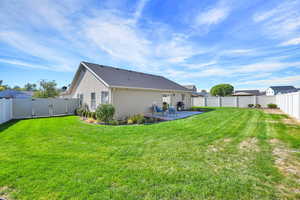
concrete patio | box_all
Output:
[145,111,203,121]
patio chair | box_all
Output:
[153,105,165,116]
[167,106,177,116]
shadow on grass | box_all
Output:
[0,120,20,133]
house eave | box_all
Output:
[110,85,192,93]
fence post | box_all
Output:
[219,97,221,107]
[203,97,207,107]
[254,96,257,105]
[236,96,239,107]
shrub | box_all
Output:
[109,120,119,125]
[91,112,96,120]
[255,104,261,108]
[162,102,168,111]
[96,104,115,123]
[267,103,278,109]
[75,108,83,116]
[248,104,254,108]
[127,114,145,124]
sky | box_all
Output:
[1,0,300,91]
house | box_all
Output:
[266,86,298,96]
[183,85,197,92]
[233,90,262,96]
[0,90,33,99]
[65,62,192,119]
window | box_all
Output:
[101,91,109,104]
[181,94,185,101]
[91,92,96,110]
[79,94,84,106]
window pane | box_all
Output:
[91,92,96,109]
[101,91,109,104]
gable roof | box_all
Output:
[269,86,297,94]
[270,86,296,91]
[233,90,261,96]
[80,61,190,92]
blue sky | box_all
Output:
[1,0,300,91]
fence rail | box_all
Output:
[0,99,12,124]
[192,96,276,108]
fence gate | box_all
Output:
[12,98,79,119]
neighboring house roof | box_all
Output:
[69,62,191,93]
[269,86,298,94]
[183,85,197,92]
[233,90,261,96]
[0,90,33,99]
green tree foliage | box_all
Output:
[24,83,37,91]
[96,104,115,123]
[34,80,59,98]
[210,84,234,96]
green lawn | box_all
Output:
[0,108,300,200]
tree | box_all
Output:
[210,84,234,96]
[34,80,59,98]
[0,80,9,91]
[13,85,22,91]
[24,83,37,91]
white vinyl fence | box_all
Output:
[0,99,12,124]
[0,98,79,124]
[276,92,300,120]
[192,96,276,108]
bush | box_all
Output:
[127,114,145,124]
[96,104,115,123]
[162,102,168,111]
[248,104,254,108]
[109,120,119,125]
[267,103,278,109]
[255,104,261,108]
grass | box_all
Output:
[0,107,299,199]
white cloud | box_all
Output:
[253,0,300,38]
[133,0,150,23]
[195,5,230,26]
[0,58,69,72]
[240,75,300,86]
[182,61,217,69]
[280,37,300,46]
[222,49,254,55]
[236,61,300,73]
[82,13,151,66]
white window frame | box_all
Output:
[91,92,96,110]
[101,91,109,104]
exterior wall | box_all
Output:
[112,88,191,119]
[266,88,275,96]
[192,96,276,108]
[71,69,111,111]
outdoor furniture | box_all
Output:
[168,107,177,116]
[153,105,165,116]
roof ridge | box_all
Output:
[82,61,164,79]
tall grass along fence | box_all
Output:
[0,98,13,124]
[276,92,300,120]
[0,98,79,124]
[192,96,276,108]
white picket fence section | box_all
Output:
[0,98,79,124]
[0,99,13,124]
[276,92,300,120]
